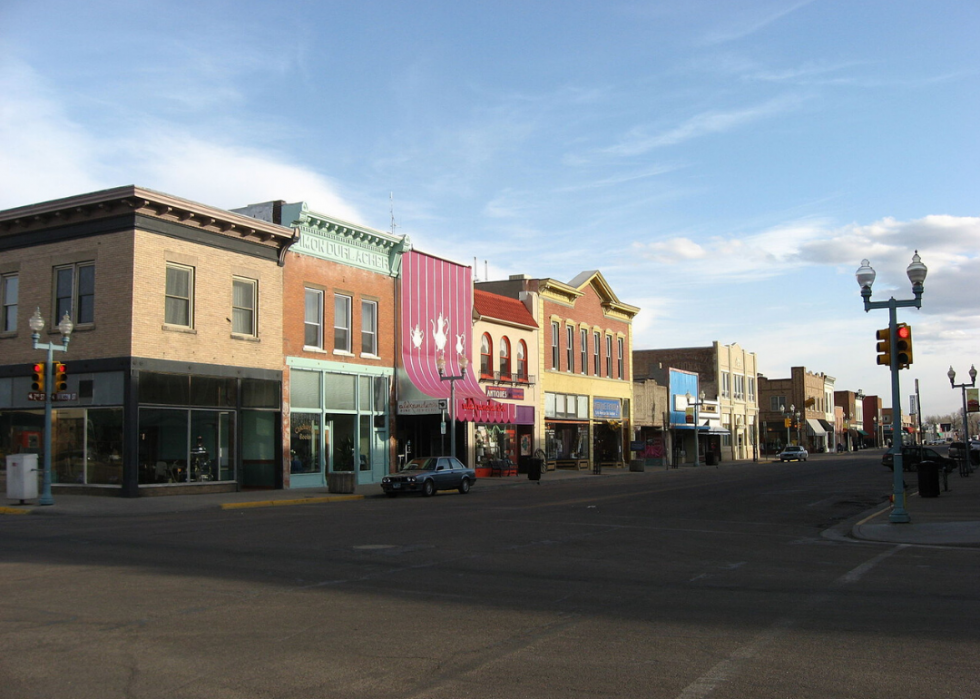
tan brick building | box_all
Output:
[0,186,293,497]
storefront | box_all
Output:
[545,392,590,469]
[286,362,391,488]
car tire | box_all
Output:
[458,478,471,494]
[422,479,436,497]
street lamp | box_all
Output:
[437,350,469,460]
[795,409,802,448]
[782,404,795,447]
[948,365,977,475]
[29,308,74,506]
[856,251,927,523]
[686,390,705,466]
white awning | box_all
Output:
[807,418,827,436]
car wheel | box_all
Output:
[422,479,436,497]
[458,478,471,494]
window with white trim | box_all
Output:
[721,371,731,398]
[566,325,574,373]
[334,294,352,352]
[593,331,600,375]
[617,337,624,379]
[165,264,193,327]
[551,321,559,370]
[605,335,612,377]
[304,288,323,348]
[232,277,257,336]
[361,300,378,355]
[580,329,588,375]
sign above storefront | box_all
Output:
[397,399,447,416]
[593,398,622,419]
[485,386,525,400]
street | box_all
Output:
[2,452,978,699]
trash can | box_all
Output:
[704,452,718,466]
[327,471,356,494]
[6,454,39,502]
[917,460,940,498]
[527,458,543,481]
[629,459,645,472]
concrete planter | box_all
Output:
[327,471,356,494]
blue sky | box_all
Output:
[2,0,978,419]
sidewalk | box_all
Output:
[0,466,635,518]
[850,465,980,547]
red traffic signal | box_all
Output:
[895,323,913,369]
[54,362,68,391]
[31,363,45,392]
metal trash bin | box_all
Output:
[704,452,718,466]
[528,458,543,481]
[917,460,941,498]
[6,454,39,503]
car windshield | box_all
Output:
[401,458,437,472]
[784,446,802,452]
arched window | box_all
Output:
[480,333,493,378]
[517,340,528,381]
[499,336,511,379]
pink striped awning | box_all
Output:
[398,250,516,424]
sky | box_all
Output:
[2,0,978,421]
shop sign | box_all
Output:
[27,392,77,401]
[486,386,525,400]
[593,398,621,419]
[398,399,446,415]
[457,397,516,424]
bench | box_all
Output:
[489,458,518,477]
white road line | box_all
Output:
[836,544,908,585]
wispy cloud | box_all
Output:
[699,0,817,45]
[601,94,806,157]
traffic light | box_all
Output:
[875,328,891,367]
[54,362,68,392]
[896,323,912,369]
[31,362,45,392]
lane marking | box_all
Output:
[836,544,908,585]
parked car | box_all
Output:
[381,456,476,497]
[948,441,980,466]
[882,445,956,472]
[778,445,808,462]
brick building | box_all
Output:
[0,186,293,497]
[232,200,410,489]
[759,367,837,454]
[477,271,638,471]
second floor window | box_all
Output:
[165,264,193,327]
[517,340,528,381]
[304,288,323,348]
[55,262,95,325]
[500,336,511,379]
[580,329,588,375]
[361,300,378,355]
[566,325,574,373]
[617,337,624,379]
[593,331,600,375]
[721,372,730,398]
[334,294,352,352]
[481,333,493,377]
[551,322,559,370]
[1,273,18,333]
[232,277,257,336]
[605,335,612,377]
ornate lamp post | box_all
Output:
[948,365,977,475]
[856,251,927,523]
[781,404,795,447]
[437,350,469,460]
[28,308,74,506]
[686,391,705,466]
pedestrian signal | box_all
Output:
[54,362,68,391]
[896,324,912,369]
[875,328,891,367]
[31,363,45,392]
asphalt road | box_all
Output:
[2,452,978,699]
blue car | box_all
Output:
[381,456,476,497]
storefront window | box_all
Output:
[243,410,277,487]
[291,370,321,409]
[290,413,321,473]
[138,408,235,484]
[359,414,372,471]
[86,408,123,485]
[53,408,85,485]
[324,374,356,411]
[139,408,189,484]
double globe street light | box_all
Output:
[947,365,977,475]
[437,350,469,460]
[28,308,74,506]
[856,251,927,524]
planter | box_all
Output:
[327,471,356,494]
